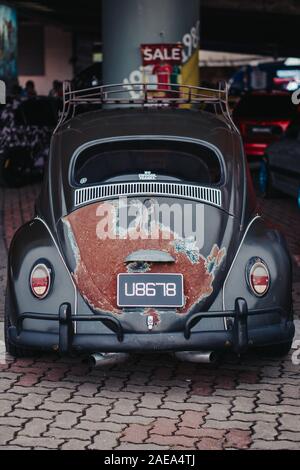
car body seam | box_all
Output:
[222,214,261,324]
[34,216,78,332]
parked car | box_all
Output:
[0,96,59,187]
[4,82,295,362]
[259,118,300,207]
[233,91,298,167]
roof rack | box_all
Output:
[54,81,238,133]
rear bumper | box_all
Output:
[8,298,295,354]
[9,321,294,353]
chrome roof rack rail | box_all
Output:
[54,81,238,133]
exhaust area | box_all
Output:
[174,350,218,364]
[88,352,130,368]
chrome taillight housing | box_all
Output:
[30,263,51,299]
[247,258,270,297]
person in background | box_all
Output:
[152,61,172,92]
[49,80,63,98]
[23,80,37,98]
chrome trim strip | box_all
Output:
[222,215,261,329]
[35,217,78,332]
[74,182,222,208]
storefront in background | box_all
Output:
[0,4,17,83]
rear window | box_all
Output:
[73,140,222,186]
[233,94,297,119]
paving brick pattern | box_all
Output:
[0,184,299,450]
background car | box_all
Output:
[233,91,299,168]
[0,96,59,187]
[259,117,300,207]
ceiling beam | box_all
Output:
[8,1,300,57]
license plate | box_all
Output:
[117,273,184,308]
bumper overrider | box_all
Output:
[9,298,294,355]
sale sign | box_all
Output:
[141,44,183,66]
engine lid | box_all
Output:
[61,196,239,316]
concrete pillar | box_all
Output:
[102,0,200,92]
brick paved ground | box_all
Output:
[0,184,299,450]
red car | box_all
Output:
[233,91,298,167]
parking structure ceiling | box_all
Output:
[10,0,300,57]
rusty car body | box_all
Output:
[5,82,295,360]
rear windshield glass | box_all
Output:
[73,140,222,186]
[233,94,297,119]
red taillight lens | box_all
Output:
[30,264,51,299]
[248,260,270,297]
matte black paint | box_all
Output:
[6,107,295,354]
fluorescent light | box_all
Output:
[285,57,300,66]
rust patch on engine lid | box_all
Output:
[63,201,226,315]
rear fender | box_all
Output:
[223,216,292,327]
[7,218,76,332]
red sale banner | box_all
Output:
[141,44,183,66]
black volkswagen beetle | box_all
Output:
[4,83,295,362]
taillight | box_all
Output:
[247,258,270,297]
[30,263,51,299]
